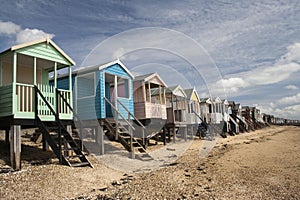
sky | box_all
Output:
[0,0,300,119]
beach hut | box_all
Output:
[199,98,212,123]
[57,59,150,159]
[184,88,202,135]
[133,73,167,143]
[164,85,188,142]
[227,101,240,134]
[209,97,223,124]
[0,38,92,169]
[250,107,266,129]
[221,99,231,133]
[242,106,255,131]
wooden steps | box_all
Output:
[103,118,153,161]
[34,86,93,168]
[36,117,93,168]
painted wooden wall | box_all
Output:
[16,43,70,66]
[57,63,134,120]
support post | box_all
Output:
[33,57,37,85]
[171,94,175,124]
[142,82,146,102]
[148,82,151,103]
[10,125,21,170]
[68,66,73,111]
[96,126,104,155]
[184,126,187,141]
[114,76,119,140]
[159,85,162,104]
[163,87,166,105]
[191,125,194,139]
[129,125,135,159]
[173,125,176,143]
[42,135,50,151]
[54,62,57,89]
[5,129,9,143]
[162,126,166,145]
[65,125,72,157]
[12,52,17,114]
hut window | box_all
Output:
[117,77,129,98]
[77,72,95,99]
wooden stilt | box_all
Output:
[65,125,72,157]
[162,127,166,145]
[173,125,176,143]
[42,134,49,151]
[5,129,9,143]
[10,125,21,170]
[96,126,105,155]
[184,126,187,141]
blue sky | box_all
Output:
[0,0,300,119]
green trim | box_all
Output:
[59,113,73,120]
[39,115,55,121]
[14,112,34,119]
[12,52,17,115]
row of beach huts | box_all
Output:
[0,38,299,170]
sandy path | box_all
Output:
[0,126,299,199]
[102,126,300,199]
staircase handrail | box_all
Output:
[193,110,225,135]
[34,86,65,163]
[228,114,239,133]
[56,89,83,127]
[35,86,59,120]
[234,114,249,129]
[192,110,209,127]
[117,99,145,129]
[104,97,135,131]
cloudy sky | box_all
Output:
[0,0,300,119]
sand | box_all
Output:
[0,125,299,199]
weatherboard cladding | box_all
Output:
[61,63,133,120]
[100,63,134,119]
[0,84,13,117]
[15,42,71,66]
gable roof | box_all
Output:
[200,97,212,104]
[134,72,167,87]
[222,99,229,105]
[166,85,187,98]
[75,59,134,79]
[184,87,200,101]
[212,97,222,103]
[1,37,75,66]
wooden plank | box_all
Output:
[10,125,21,170]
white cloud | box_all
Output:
[16,28,55,44]
[0,21,54,44]
[218,77,249,93]
[285,84,298,90]
[274,104,300,120]
[0,21,21,35]
[279,42,300,64]
[260,102,300,120]
[215,43,300,95]
[277,93,300,105]
[245,62,300,85]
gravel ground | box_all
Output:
[1,126,300,199]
